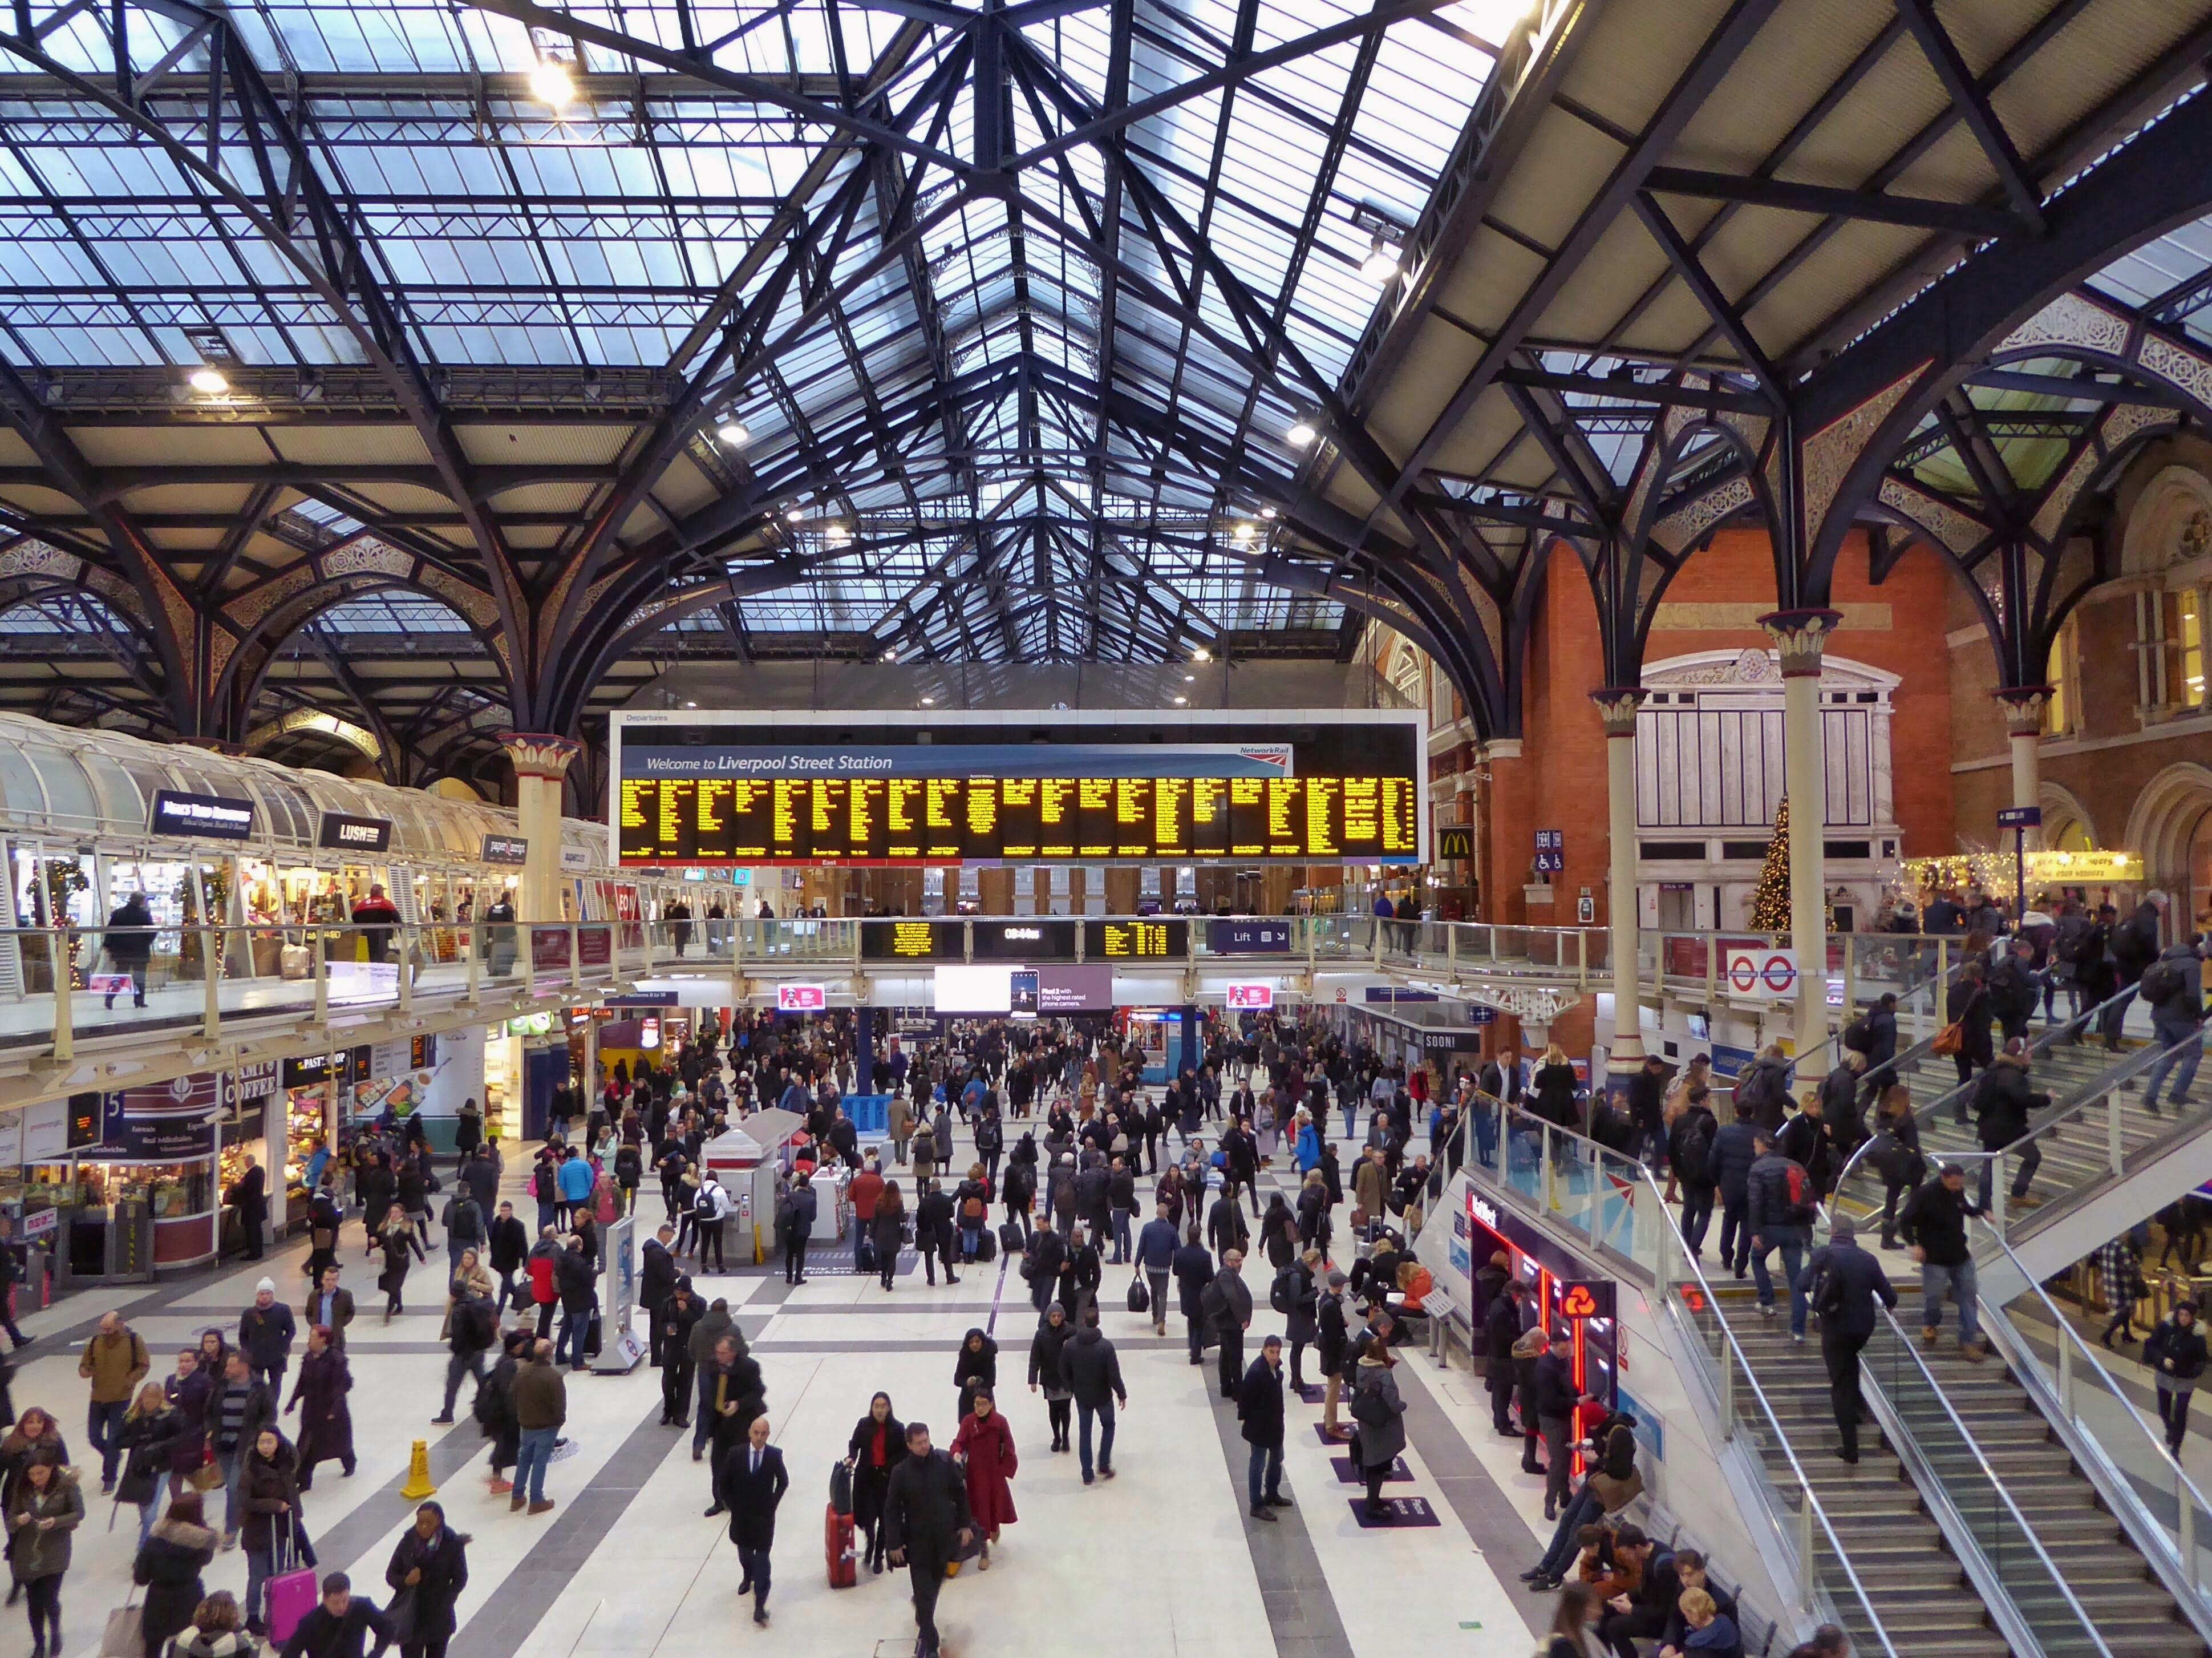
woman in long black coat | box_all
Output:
[356,1152,397,1258]
[378,1211,428,1320]
[845,1392,905,1574]
[386,1500,469,1658]
[286,1326,355,1487]
[131,1490,216,1658]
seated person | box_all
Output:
[1520,1409,1642,1590]
[1660,1587,1741,1658]
[1594,1525,1678,1658]
[1656,1551,1737,1654]
[1571,1524,1615,1590]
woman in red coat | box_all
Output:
[950,1389,1018,1568]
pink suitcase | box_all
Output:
[265,1522,319,1645]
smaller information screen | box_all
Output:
[860,920,965,961]
[1084,918,1189,959]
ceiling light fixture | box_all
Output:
[530,55,575,108]
[1183,674,1196,683]
[1359,233,1402,284]
[187,366,228,395]
[716,419,749,447]
[1286,417,1318,448]
[1192,646,1212,662]
[1232,521,1254,541]
[1259,506,1277,520]
[1172,695,1188,705]
[919,695,934,706]
[785,506,805,522]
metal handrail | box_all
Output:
[1973,1222,2212,1615]
[1478,1105,1901,1653]
[1861,1300,2117,1658]
[1829,981,2146,1198]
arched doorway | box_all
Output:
[2124,763,2212,939]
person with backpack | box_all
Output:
[954,1165,991,1264]
[1281,1248,1322,1392]
[694,1174,731,1273]
[1745,1139,1818,1342]
[439,1188,484,1276]
[1733,1045,1792,1135]
[1666,1088,1720,1259]
[2140,933,2209,1111]
[2145,1300,2209,1454]
[1711,1107,1764,1279]
[1897,1163,1989,1361]
[1971,1041,2048,1212]
[1987,939,2041,1045]
[1865,1085,1925,1249]
[432,1287,498,1425]
[1798,1219,1895,1463]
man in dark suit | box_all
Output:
[304,1265,356,1353]
[228,1153,268,1260]
[1238,1335,1289,1520]
[720,1414,788,1625]
[641,1224,679,1364]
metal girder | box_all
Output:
[1643,165,2025,239]
[1797,89,2212,586]
[1891,0,2045,234]
[1360,0,1780,541]
[0,1,532,687]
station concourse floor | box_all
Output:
[11,1111,1567,1658]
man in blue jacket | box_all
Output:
[1135,1202,1178,1338]
[1747,1143,1818,1340]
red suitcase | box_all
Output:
[825,1502,857,1588]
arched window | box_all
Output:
[2190,807,2212,930]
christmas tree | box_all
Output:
[1751,795,1792,933]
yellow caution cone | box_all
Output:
[399,1439,437,1501]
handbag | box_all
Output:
[188,1452,223,1494]
[387,1586,419,1645]
[1931,1020,1964,1057]
[1126,1274,1150,1315]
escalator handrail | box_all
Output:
[1971,1220,2212,1628]
[1862,1301,2116,1658]
[1829,982,2148,1198]
[1484,1106,1902,1655]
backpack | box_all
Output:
[1674,1115,1715,1184]
[1781,1162,1819,1228]
[962,1195,985,1220]
[1270,1267,1294,1315]
[1349,1381,1391,1428]
[2140,961,2186,1006]
[693,1186,718,1222]
[1841,1017,1874,1054]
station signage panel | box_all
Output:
[1208,917,1294,955]
[481,834,528,865]
[150,790,256,842]
[611,710,1424,868]
[317,811,392,854]
[861,919,965,960]
[970,920,1078,960]
[1085,918,1187,959]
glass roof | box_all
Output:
[0,0,1509,660]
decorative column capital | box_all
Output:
[1589,686,1648,737]
[1757,608,1846,677]
[1481,738,1524,762]
[500,732,581,781]
[1993,686,2053,737]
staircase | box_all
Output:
[1871,1328,2211,1658]
[1678,1281,2008,1658]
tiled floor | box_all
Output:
[6,1114,1557,1658]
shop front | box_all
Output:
[50,1071,240,1275]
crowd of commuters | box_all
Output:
[33,936,2183,1657]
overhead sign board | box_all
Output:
[1722,947,1798,999]
[481,834,528,865]
[1225,982,1275,1010]
[1533,828,1564,874]
[1436,824,1474,860]
[861,919,965,961]
[1207,917,1294,955]
[1085,918,1187,959]
[150,790,256,842]
[970,920,1078,960]
[776,983,828,1013]
[611,709,1425,867]
[1038,964,1112,1013]
[317,811,392,854]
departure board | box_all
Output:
[861,920,965,961]
[612,711,1425,868]
[1085,918,1189,959]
